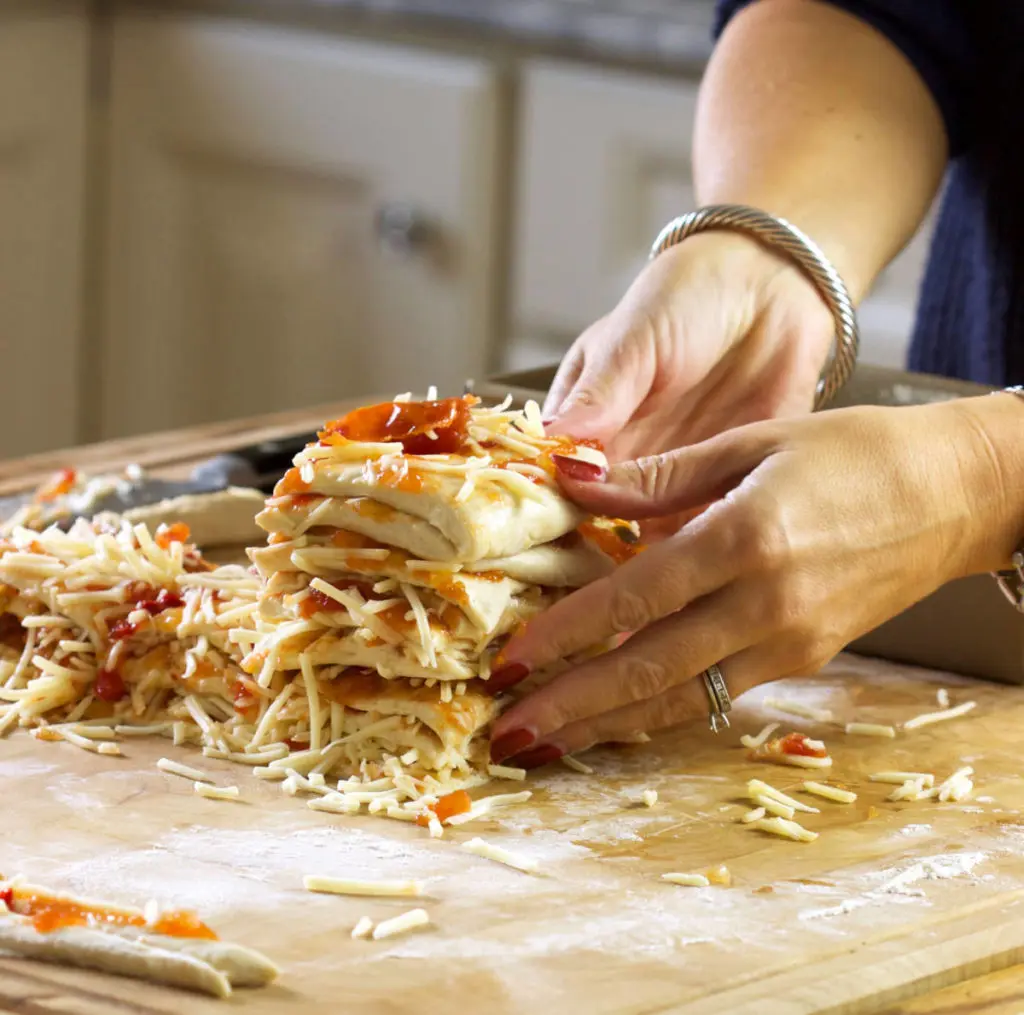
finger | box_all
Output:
[497,504,744,679]
[544,326,656,441]
[552,422,779,520]
[533,649,770,760]
[542,346,584,420]
[491,581,756,751]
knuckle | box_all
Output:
[756,572,815,631]
[616,655,670,705]
[606,587,656,634]
[623,453,676,504]
[729,498,792,570]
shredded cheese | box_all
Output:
[870,771,935,787]
[487,763,527,781]
[351,916,375,940]
[641,789,658,808]
[561,755,594,775]
[902,701,977,730]
[844,722,896,738]
[461,837,539,874]
[157,757,214,783]
[763,698,832,723]
[371,908,431,941]
[802,781,857,804]
[750,816,818,842]
[194,783,240,801]
[739,722,779,750]
[302,876,424,898]
[662,873,709,887]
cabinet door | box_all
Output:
[100,17,501,438]
[511,62,698,364]
[511,61,933,372]
[0,4,89,456]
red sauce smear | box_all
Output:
[417,789,472,826]
[36,468,77,502]
[109,587,183,641]
[275,467,311,496]
[320,396,476,456]
[12,889,217,939]
[576,520,643,565]
[776,733,828,759]
[155,522,191,550]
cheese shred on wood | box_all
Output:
[302,876,424,898]
[461,837,539,874]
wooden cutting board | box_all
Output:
[5,657,1024,1014]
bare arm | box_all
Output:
[695,0,948,306]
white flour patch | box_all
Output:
[0,758,56,778]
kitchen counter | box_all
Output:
[110,0,718,73]
[3,405,1024,1013]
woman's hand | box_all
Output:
[542,231,835,464]
[489,399,1019,768]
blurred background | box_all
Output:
[1,0,934,458]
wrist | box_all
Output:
[946,394,1024,576]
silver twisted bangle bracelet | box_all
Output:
[994,385,1024,612]
[649,204,860,410]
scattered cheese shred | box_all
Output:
[157,757,214,783]
[902,701,976,730]
[561,755,594,775]
[802,781,857,804]
[739,722,779,750]
[371,908,431,941]
[747,779,819,815]
[641,789,658,808]
[935,766,974,803]
[844,722,896,738]
[461,837,539,874]
[662,873,709,887]
[742,807,767,824]
[870,771,935,787]
[302,876,423,898]
[750,816,818,843]
[351,916,374,940]
[486,763,527,781]
[193,783,240,801]
[751,793,795,821]
[936,688,950,708]
[763,698,832,723]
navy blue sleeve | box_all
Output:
[713,0,974,157]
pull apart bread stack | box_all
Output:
[245,394,639,794]
[0,394,639,804]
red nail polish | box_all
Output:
[551,454,606,482]
[508,744,564,770]
[487,662,530,694]
[490,728,536,764]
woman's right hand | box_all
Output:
[543,230,838,465]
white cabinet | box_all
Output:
[510,61,932,372]
[0,4,89,457]
[99,16,502,438]
[511,62,698,367]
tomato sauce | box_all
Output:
[36,468,77,502]
[108,587,183,641]
[776,732,828,759]
[576,520,643,565]
[417,789,472,826]
[320,396,475,456]
[154,522,191,550]
[11,888,217,939]
[276,468,311,496]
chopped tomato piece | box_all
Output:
[776,733,828,758]
[276,467,310,496]
[36,468,77,502]
[0,885,13,910]
[417,789,472,826]
[155,522,191,549]
[93,668,126,702]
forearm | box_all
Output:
[694,0,948,305]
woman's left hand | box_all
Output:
[489,400,1016,768]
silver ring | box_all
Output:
[649,204,859,410]
[702,662,732,734]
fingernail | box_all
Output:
[508,744,564,770]
[490,727,536,764]
[487,662,530,694]
[551,454,607,482]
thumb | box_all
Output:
[544,332,654,441]
[553,426,776,519]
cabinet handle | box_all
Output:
[374,203,435,257]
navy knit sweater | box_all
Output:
[715,0,1024,385]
